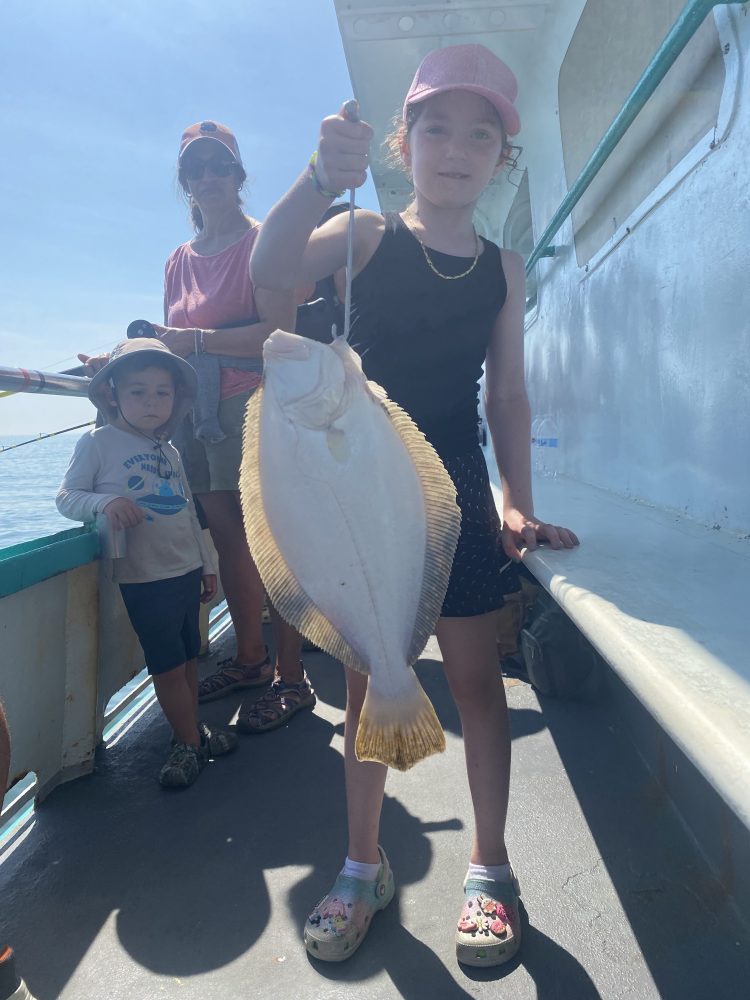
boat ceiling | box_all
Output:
[333,0,561,239]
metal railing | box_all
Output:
[526,0,744,275]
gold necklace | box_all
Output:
[404,211,481,280]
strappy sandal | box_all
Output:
[455,870,522,967]
[235,674,316,733]
[197,649,272,703]
[304,846,395,962]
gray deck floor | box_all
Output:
[2,629,749,1000]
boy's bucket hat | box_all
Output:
[88,338,197,411]
[403,44,520,136]
[178,120,242,164]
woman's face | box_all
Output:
[180,138,240,209]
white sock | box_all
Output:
[342,856,381,881]
[467,861,512,883]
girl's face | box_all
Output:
[180,138,240,210]
[403,90,507,209]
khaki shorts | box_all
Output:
[179,392,252,494]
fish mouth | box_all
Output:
[264,330,311,361]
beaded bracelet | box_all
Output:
[308,151,343,199]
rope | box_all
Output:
[0,421,95,454]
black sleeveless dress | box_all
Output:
[350,214,519,617]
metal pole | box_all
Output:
[526,0,741,274]
[0,365,91,398]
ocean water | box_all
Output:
[0,432,83,549]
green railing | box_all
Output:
[526,0,744,275]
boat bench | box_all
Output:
[490,471,750,914]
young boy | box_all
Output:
[57,338,237,788]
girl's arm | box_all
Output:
[485,249,579,561]
[251,110,378,291]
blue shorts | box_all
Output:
[119,568,202,674]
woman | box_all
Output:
[84,121,314,729]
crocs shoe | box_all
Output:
[159,742,206,789]
[304,846,395,962]
[0,947,37,1000]
[455,870,522,967]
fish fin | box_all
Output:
[355,673,446,771]
[239,387,370,676]
[377,395,462,665]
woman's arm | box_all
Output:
[154,284,298,359]
[485,249,579,560]
[251,110,376,290]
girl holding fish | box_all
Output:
[251,44,578,966]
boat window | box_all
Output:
[502,169,538,316]
[559,0,726,265]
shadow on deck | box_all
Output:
[2,630,749,999]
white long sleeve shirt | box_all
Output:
[57,425,216,584]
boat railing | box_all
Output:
[525,0,745,274]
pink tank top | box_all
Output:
[164,226,261,399]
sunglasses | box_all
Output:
[182,157,237,180]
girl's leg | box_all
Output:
[152,663,200,746]
[344,667,387,863]
[197,490,266,666]
[304,666,392,961]
[436,612,511,865]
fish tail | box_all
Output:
[355,674,445,771]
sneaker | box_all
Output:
[159,742,206,788]
[198,721,238,757]
[455,870,522,967]
[304,846,395,962]
[0,948,37,1000]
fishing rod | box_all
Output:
[341,99,359,343]
[0,421,96,453]
[0,320,156,399]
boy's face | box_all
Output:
[110,365,176,435]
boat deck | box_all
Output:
[2,628,749,1000]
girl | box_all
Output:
[251,43,578,966]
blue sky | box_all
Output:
[0,0,378,436]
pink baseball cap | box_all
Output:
[178,120,243,163]
[403,44,521,137]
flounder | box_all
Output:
[239,330,461,770]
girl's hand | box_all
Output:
[151,323,200,358]
[201,574,218,604]
[502,508,580,562]
[316,108,373,195]
[103,497,146,529]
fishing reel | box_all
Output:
[126,320,157,339]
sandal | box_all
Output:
[198,649,272,702]
[236,673,316,733]
[304,846,395,962]
[455,870,522,967]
